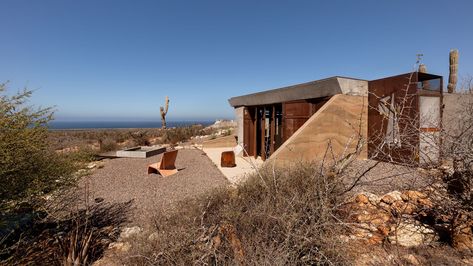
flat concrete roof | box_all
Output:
[228,76,367,107]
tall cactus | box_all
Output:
[448,49,459,93]
[418,63,427,73]
[160,96,169,129]
[418,64,430,90]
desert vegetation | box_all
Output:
[48,124,230,155]
[2,75,473,265]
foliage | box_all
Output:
[0,83,77,210]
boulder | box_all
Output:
[388,221,438,247]
[108,242,131,252]
[384,191,403,202]
[355,194,369,204]
[391,201,416,216]
[452,216,473,251]
[417,198,433,208]
[120,226,142,239]
[401,190,427,202]
[380,194,396,205]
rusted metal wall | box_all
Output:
[242,97,330,159]
[283,98,329,142]
[368,73,420,164]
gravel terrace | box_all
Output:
[80,148,229,229]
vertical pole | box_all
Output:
[261,107,266,161]
[254,107,258,159]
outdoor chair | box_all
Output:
[147,149,178,177]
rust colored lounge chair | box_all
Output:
[147,149,178,177]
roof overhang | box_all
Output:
[228,76,368,107]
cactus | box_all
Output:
[418,64,430,90]
[448,49,459,93]
[418,64,427,73]
[160,96,169,129]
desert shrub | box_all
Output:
[2,201,131,265]
[0,84,78,210]
[128,130,150,146]
[64,146,98,163]
[98,138,118,152]
[160,125,205,144]
[122,163,350,265]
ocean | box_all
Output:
[48,120,214,130]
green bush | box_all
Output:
[0,84,78,210]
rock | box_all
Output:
[417,198,433,208]
[377,225,390,236]
[367,234,384,245]
[355,194,369,204]
[401,191,427,202]
[388,221,438,247]
[452,219,473,251]
[381,194,396,205]
[384,191,403,201]
[148,232,160,242]
[108,242,131,252]
[87,163,97,169]
[401,254,421,266]
[120,226,142,239]
[365,192,381,204]
[391,201,416,216]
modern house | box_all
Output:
[228,72,443,165]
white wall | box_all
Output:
[235,107,244,145]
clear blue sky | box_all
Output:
[1,0,472,121]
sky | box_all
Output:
[1,0,473,121]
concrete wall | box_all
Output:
[337,77,368,96]
[235,107,244,145]
[443,93,473,135]
[269,94,368,166]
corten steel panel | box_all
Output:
[307,97,330,115]
[284,100,313,117]
[368,73,420,164]
[282,99,330,142]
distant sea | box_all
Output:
[48,120,214,130]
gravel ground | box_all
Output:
[79,148,229,229]
[343,159,433,195]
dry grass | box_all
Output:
[120,163,351,265]
[1,201,131,265]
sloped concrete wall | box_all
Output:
[269,94,368,165]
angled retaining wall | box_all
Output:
[269,94,368,165]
